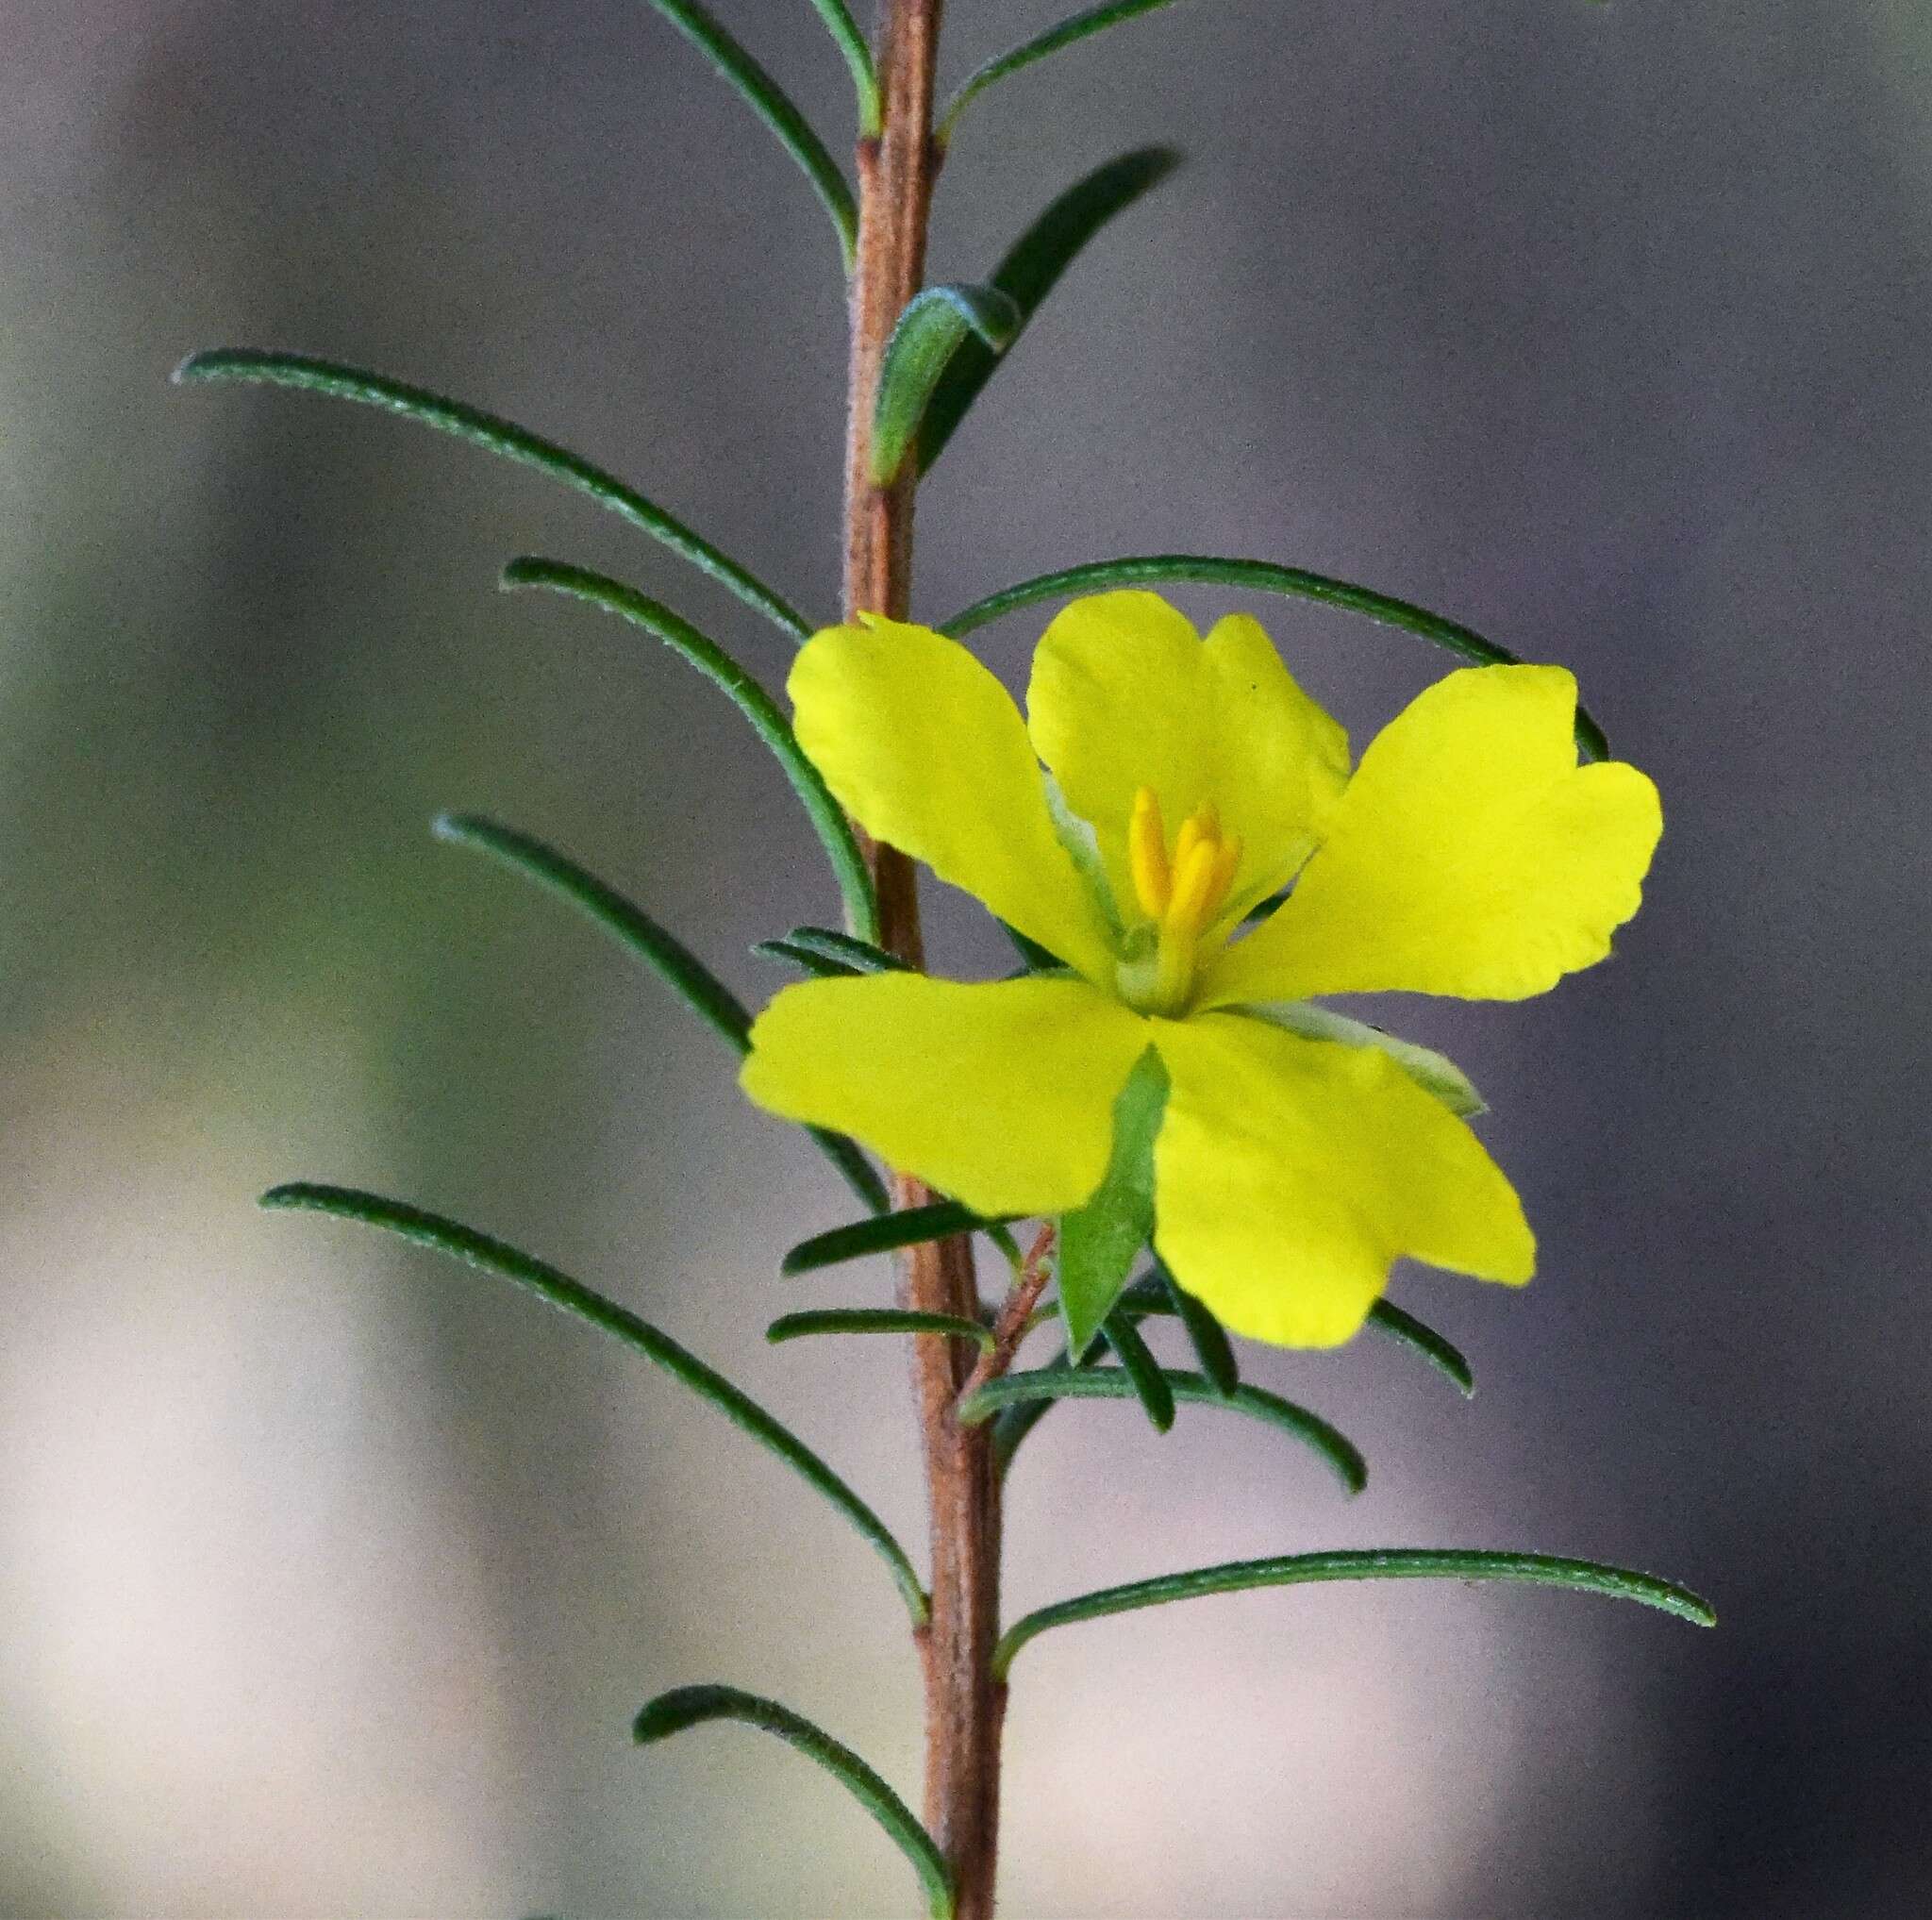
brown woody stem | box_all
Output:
[841,4,1005,1915]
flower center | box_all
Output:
[1114,785,1243,1016]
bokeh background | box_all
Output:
[4,1,1927,1913]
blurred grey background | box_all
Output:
[3,0,1926,1913]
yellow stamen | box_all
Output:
[1209,833,1243,914]
[1127,786,1172,918]
[1166,838,1223,939]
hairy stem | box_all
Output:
[841,4,1005,1913]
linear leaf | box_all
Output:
[807,0,881,133]
[753,937,858,978]
[771,925,910,974]
[871,284,1021,485]
[998,919,1064,973]
[1367,1299,1476,1397]
[994,1548,1717,1677]
[1101,1309,1174,1432]
[433,812,887,1214]
[1158,1262,1238,1397]
[1058,1047,1166,1354]
[641,1,858,269]
[769,1308,994,1350]
[963,1365,1365,1494]
[262,1184,926,1623]
[500,559,876,942]
[782,1200,1009,1277]
[942,555,1610,760]
[634,1685,952,1919]
[172,349,808,639]
[939,1,1186,148]
[918,145,1180,473]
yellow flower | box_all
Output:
[741,591,1661,1348]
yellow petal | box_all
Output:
[1025,593,1350,923]
[1149,1013,1534,1348]
[741,973,1151,1218]
[790,618,1115,980]
[1202,665,1661,1007]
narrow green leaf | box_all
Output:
[1058,1048,1167,1354]
[1235,1001,1486,1118]
[870,285,1022,485]
[807,0,881,133]
[1100,1308,1174,1432]
[962,1365,1366,1495]
[768,1308,994,1350]
[771,925,910,974]
[500,559,876,943]
[172,349,809,640]
[641,1,858,269]
[753,936,858,978]
[262,1184,926,1624]
[938,1,1186,148]
[941,555,1610,760]
[1367,1299,1476,1398]
[433,812,888,1214]
[994,1548,1717,1677]
[634,1685,952,1919]
[1158,1261,1238,1398]
[998,920,1064,973]
[782,1200,1008,1277]
[918,145,1181,473]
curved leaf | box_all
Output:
[919,145,1181,473]
[939,1,1186,148]
[808,0,881,134]
[634,1685,952,1919]
[641,1,858,269]
[870,284,1022,485]
[172,349,808,640]
[1158,1261,1238,1397]
[782,1199,1009,1277]
[433,812,888,1214]
[500,558,876,942]
[768,925,910,975]
[1367,1299,1476,1398]
[753,937,860,979]
[994,1548,1717,1677]
[941,555,1610,760]
[1100,1309,1174,1432]
[262,1184,926,1623]
[963,1365,1366,1494]
[769,1308,994,1350]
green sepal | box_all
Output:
[1235,1000,1487,1118]
[870,285,1021,485]
[994,1548,1717,1678]
[1101,1308,1175,1432]
[641,1,858,269]
[769,926,910,975]
[261,1183,926,1623]
[753,937,858,979]
[633,1685,952,1919]
[781,1199,1012,1277]
[918,145,1181,473]
[501,559,877,943]
[171,348,809,640]
[941,554,1610,760]
[1058,1048,1168,1356]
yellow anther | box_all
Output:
[1128,786,1172,919]
[1166,837,1224,938]
[1209,833,1243,915]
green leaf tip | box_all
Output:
[781,1200,1012,1277]
[968,1365,1367,1495]
[172,346,809,639]
[641,1,858,270]
[871,284,1022,484]
[918,144,1181,475]
[939,0,1188,149]
[258,1181,926,1622]
[808,0,881,134]
[1367,1298,1476,1398]
[942,554,1611,761]
[632,1684,953,1919]
[994,1548,1716,1678]
[499,558,877,942]
[768,1308,995,1350]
